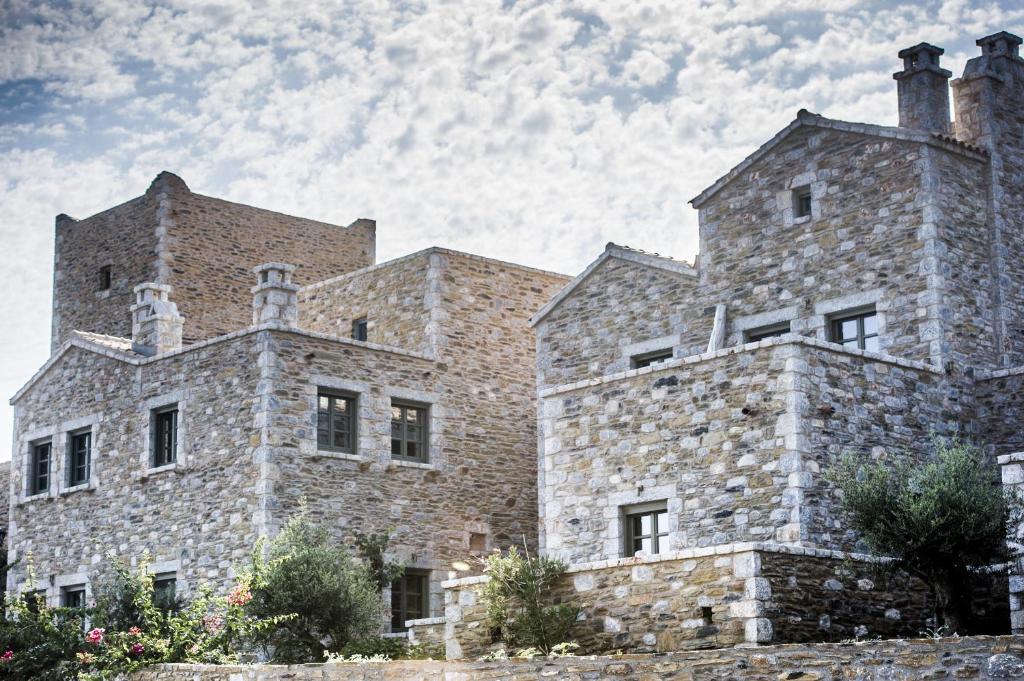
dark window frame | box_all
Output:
[151,405,179,468]
[828,306,879,352]
[67,429,92,488]
[61,585,86,609]
[352,317,368,342]
[25,590,46,614]
[390,400,429,463]
[630,348,674,370]
[153,573,178,611]
[29,439,52,495]
[793,186,812,218]
[98,265,112,291]
[390,569,429,631]
[317,390,358,454]
[745,322,791,343]
[623,502,669,557]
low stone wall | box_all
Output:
[443,543,1007,660]
[132,635,1024,680]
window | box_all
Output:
[391,401,428,462]
[829,308,879,352]
[24,590,46,614]
[152,406,178,467]
[469,532,487,554]
[793,187,812,218]
[352,317,368,342]
[153,573,178,611]
[62,585,86,609]
[390,569,428,631]
[623,502,669,557]
[67,430,91,487]
[745,322,790,343]
[98,265,112,291]
[317,391,357,453]
[30,440,51,495]
[631,349,673,369]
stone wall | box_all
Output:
[8,333,264,599]
[534,249,706,391]
[52,171,376,349]
[132,637,1024,680]
[977,368,1024,458]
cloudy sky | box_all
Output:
[1,0,1022,458]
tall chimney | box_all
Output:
[252,263,299,328]
[131,283,184,356]
[893,42,952,133]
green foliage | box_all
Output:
[244,514,386,663]
[354,529,405,592]
[479,545,578,655]
[0,555,284,680]
[332,636,442,661]
[830,438,1020,632]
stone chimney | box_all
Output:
[893,42,952,133]
[252,263,299,328]
[131,283,184,356]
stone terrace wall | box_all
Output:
[696,126,935,364]
[133,635,1024,680]
[535,253,707,391]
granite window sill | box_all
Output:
[313,450,366,463]
[138,462,186,479]
[59,482,97,497]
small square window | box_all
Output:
[318,391,357,454]
[98,265,112,291]
[352,317,368,342]
[67,429,91,487]
[623,502,669,557]
[153,573,178,611]
[829,307,879,352]
[29,440,51,495]
[745,322,790,343]
[61,585,86,609]
[152,406,178,467]
[793,187,812,218]
[631,349,673,369]
[390,569,429,631]
[391,401,428,463]
[469,532,487,554]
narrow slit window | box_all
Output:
[98,265,112,291]
[391,401,428,463]
[317,391,357,454]
[793,187,812,218]
[352,317,368,342]
[67,430,91,487]
[745,322,790,343]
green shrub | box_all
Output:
[244,514,386,663]
[830,438,1020,634]
[336,635,442,660]
[480,545,578,654]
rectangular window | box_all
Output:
[98,265,112,291]
[390,569,428,631]
[352,317,368,342]
[61,585,86,609]
[30,440,51,495]
[317,391,357,453]
[391,401,428,462]
[153,573,177,611]
[793,187,812,218]
[25,590,46,614]
[623,502,669,557]
[152,407,178,467]
[745,322,790,343]
[631,349,673,369]
[829,307,879,352]
[67,430,91,487]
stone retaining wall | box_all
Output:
[132,635,1024,680]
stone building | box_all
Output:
[445,30,1024,655]
[7,178,568,631]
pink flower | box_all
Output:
[1,650,12,662]
[85,628,105,645]
[202,613,224,633]
[128,626,142,637]
[130,643,145,656]
[226,585,252,607]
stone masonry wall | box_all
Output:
[535,254,707,391]
[52,172,376,349]
[696,126,936,365]
[8,334,265,600]
[977,368,1024,457]
[130,635,1024,680]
